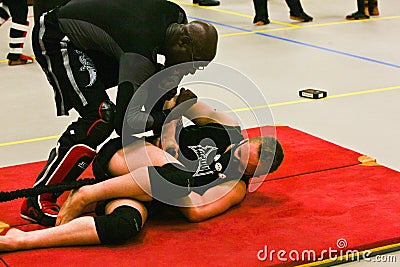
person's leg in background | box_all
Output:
[366,0,379,16]
[193,0,220,7]
[346,0,370,20]
[3,0,34,65]
[0,2,10,26]
[285,0,313,22]
[253,0,270,26]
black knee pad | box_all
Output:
[60,100,116,149]
[148,163,193,201]
[87,100,115,140]
[94,206,142,245]
[92,137,122,182]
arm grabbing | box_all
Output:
[179,180,246,222]
[184,101,239,127]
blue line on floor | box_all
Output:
[190,16,400,69]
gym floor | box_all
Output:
[0,1,399,266]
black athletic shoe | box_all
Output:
[346,11,370,20]
[193,0,220,6]
[290,12,313,22]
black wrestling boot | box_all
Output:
[290,12,313,22]
[193,0,220,6]
[346,11,370,20]
[347,0,370,20]
[368,0,379,16]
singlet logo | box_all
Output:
[76,50,97,87]
[188,145,218,177]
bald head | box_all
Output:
[186,21,218,61]
[162,21,218,71]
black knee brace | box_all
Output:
[59,100,115,149]
[86,100,115,147]
[94,206,142,245]
[148,163,194,200]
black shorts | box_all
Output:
[32,10,110,117]
[93,136,144,181]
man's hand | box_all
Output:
[159,118,180,158]
[162,138,179,158]
[167,88,197,122]
[175,88,197,108]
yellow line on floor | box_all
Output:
[172,0,300,28]
[226,85,400,113]
[299,15,400,28]
[1,85,399,147]
[172,0,400,37]
[221,27,295,37]
[2,8,399,62]
[174,0,252,19]
[0,56,36,64]
[221,15,400,37]
[0,135,61,147]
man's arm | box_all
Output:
[179,180,246,222]
[156,88,198,157]
[160,88,238,128]
[184,101,239,127]
[114,53,157,135]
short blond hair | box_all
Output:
[250,136,284,177]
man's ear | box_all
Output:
[179,35,192,46]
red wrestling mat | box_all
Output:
[244,126,362,183]
[0,162,94,227]
[1,126,400,266]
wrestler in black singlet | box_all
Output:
[176,123,251,194]
[94,123,251,195]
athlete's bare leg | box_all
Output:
[0,199,147,252]
[0,217,99,251]
[57,142,179,225]
[56,169,151,225]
